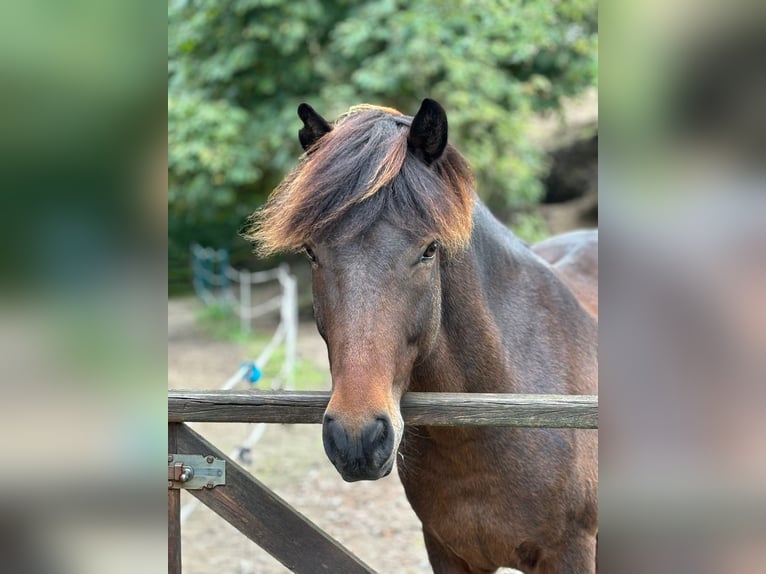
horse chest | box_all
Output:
[397,431,531,567]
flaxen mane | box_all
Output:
[247,105,476,256]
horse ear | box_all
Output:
[407,98,448,165]
[298,103,332,151]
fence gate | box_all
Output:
[168,422,375,573]
[167,390,597,573]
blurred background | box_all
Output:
[0,1,165,573]
[600,1,766,572]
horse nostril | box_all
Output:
[361,415,394,465]
[366,419,386,444]
[322,415,349,462]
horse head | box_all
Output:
[251,99,475,480]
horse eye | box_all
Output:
[303,245,317,263]
[421,241,439,261]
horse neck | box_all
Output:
[411,202,597,395]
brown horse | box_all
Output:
[249,100,598,573]
[533,230,598,319]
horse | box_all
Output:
[533,230,598,319]
[248,99,598,573]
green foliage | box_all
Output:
[169,0,597,263]
[321,0,597,212]
[510,212,551,244]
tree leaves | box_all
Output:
[168,0,597,247]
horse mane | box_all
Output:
[247,105,476,256]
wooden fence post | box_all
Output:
[168,423,182,574]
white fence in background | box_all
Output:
[185,244,299,525]
[190,243,298,389]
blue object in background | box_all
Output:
[246,362,261,384]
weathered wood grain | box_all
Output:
[174,423,375,574]
[168,423,182,574]
[168,391,598,429]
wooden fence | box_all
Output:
[168,391,598,573]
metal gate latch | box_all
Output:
[168,454,226,490]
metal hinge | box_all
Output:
[168,454,226,490]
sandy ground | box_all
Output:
[169,297,431,573]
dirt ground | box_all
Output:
[169,297,520,574]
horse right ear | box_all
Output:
[298,103,332,151]
[408,98,448,165]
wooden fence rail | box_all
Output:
[169,390,598,429]
[169,391,598,574]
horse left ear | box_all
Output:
[298,103,332,151]
[408,98,448,165]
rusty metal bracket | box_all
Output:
[168,454,226,490]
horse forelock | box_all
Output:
[248,106,476,256]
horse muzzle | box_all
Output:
[322,414,396,481]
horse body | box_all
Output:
[250,100,598,573]
[401,203,597,573]
[533,230,598,319]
